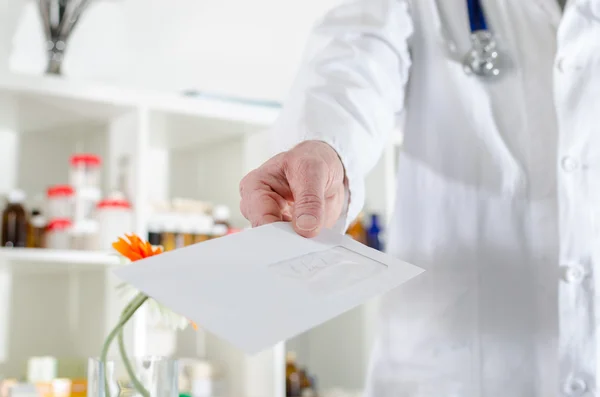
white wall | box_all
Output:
[5,0,340,100]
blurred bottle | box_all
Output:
[147,216,163,247]
[211,224,228,240]
[212,205,231,230]
[346,212,367,245]
[181,217,195,247]
[285,352,301,397]
[193,214,214,244]
[162,215,177,252]
[366,213,383,251]
[308,375,318,397]
[27,209,46,248]
[299,368,316,397]
[174,214,186,249]
[2,190,28,248]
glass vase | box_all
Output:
[88,357,178,397]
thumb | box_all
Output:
[290,161,328,237]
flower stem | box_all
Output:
[100,293,148,397]
[118,328,150,397]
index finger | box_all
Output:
[239,172,290,227]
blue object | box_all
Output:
[367,214,383,251]
[467,0,488,32]
[308,375,317,392]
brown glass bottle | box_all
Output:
[162,215,177,251]
[1,190,28,248]
[286,352,302,397]
[299,368,311,390]
[27,209,46,248]
[346,212,367,245]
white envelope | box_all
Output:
[114,222,424,354]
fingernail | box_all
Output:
[296,214,318,231]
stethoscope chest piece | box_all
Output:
[462,30,502,78]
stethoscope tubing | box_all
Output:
[467,0,488,31]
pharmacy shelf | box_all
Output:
[0,247,121,274]
[0,72,284,397]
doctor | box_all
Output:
[239,0,600,395]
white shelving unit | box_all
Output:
[0,248,119,273]
[0,72,283,397]
[0,72,400,397]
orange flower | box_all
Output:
[112,234,198,331]
[112,234,163,262]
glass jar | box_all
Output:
[87,357,178,397]
[212,205,230,229]
[96,195,133,251]
[47,185,74,219]
[210,224,228,240]
[172,214,188,249]
[192,215,213,244]
[71,220,99,251]
[46,219,72,250]
[180,217,196,247]
[70,154,101,189]
[178,359,223,397]
[73,187,102,225]
[161,215,178,252]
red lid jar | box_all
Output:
[46,185,74,219]
[96,195,133,251]
[46,218,72,250]
[97,198,131,210]
[70,154,101,167]
[70,153,102,189]
[47,185,74,197]
[46,219,72,231]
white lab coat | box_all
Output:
[272,0,600,395]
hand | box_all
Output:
[239,140,346,238]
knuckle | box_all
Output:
[256,190,278,208]
[295,191,323,210]
[245,189,276,214]
[287,158,328,188]
[239,170,259,195]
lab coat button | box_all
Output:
[556,57,583,73]
[563,377,587,396]
[561,156,579,172]
[556,57,565,72]
[563,264,586,284]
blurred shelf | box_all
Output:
[0,73,279,137]
[0,248,121,274]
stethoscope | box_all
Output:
[462,0,506,78]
